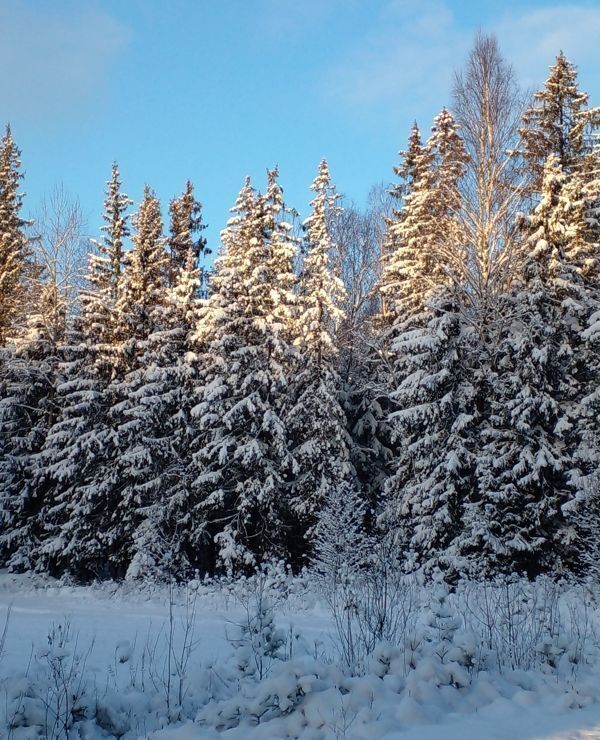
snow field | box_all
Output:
[0,571,599,739]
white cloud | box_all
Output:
[0,1,129,123]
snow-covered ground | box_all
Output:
[0,571,599,739]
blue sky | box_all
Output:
[2,0,599,255]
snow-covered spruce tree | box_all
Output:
[0,317,61,568]
[126,250,204,579]
[0,125,33,345]
[386,295,476,577]
[521,52,600,193]
[262,167,299,333]
[393,121,425,195]
[465,154,598,576]
[122,206,206,580]
[0,255,76,568]
[462,50,600,577]
[380,109,467,346]
[188,173,297,572]
[29,170,133,579]
[0,187,89,570]
[29,306,115,578]
[343,339,393,523]
[286,160,354,561]
[382,108,474,576]
[168,179,209,286]
[101,186,172,576]
[345,128,427,518]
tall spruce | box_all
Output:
[348,126,427,520]
[0,332,59,569]
[29,168,133,578]
[383,109,473,575]
[459,51,600,577]
[118,191,203,579]
[189,173,297,572]
[0,153,81,573]
[466,154,598,575]
[0,257,72,569]
[124,246,204,579]
[287,160,354,560]
[31,308,116,578]
[105,186,170,576]
[117,186,168,346]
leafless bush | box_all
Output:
[133,580,201,721]
[456,576,596,678]
[0,606,10,669]
[34,621,93,740]
[315,503,420,673]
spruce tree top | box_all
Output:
[521,52,599,190]
[380,108,467,324]
[0,126,26,220]
[125,185,167,305]
[0,125,30,254]
[392,122,424,204]
[296,160,346,366]
[168,180,208,277]
[89,162,132,300]
[0,125,32,344]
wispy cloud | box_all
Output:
[319,1,600,125]
[0,1,130,124]
[319,0,468,123]
[254,0,344,39]
[494,4,600,89]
